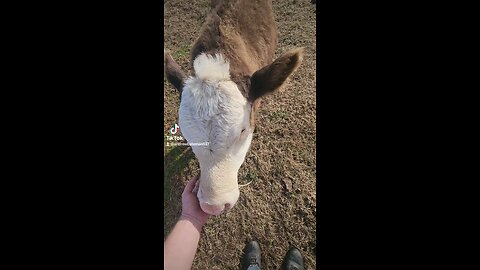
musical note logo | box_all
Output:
[170,123,180,134]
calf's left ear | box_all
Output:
[249,48,304,101]
[164,50,187,92]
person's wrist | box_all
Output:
[180,213,206,231]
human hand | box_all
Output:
[180,175,211,230]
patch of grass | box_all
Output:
[245,171,258,182]
[163,146,195,200]
[171,45,190,59]
[270,110,290,120]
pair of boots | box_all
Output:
[240,241,305,270]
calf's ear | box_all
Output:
[164,50,187,92]
[249,48,304,101]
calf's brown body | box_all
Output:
[189,0,303,128]
[191,0,278,88]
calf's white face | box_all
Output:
[179,54,253,215]
[165,48,303,215]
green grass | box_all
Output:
[245,171,258,182]
[270,110,290,120]
[171,45,190,60]
[163,146,195,200]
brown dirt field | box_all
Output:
[164,0,316,269]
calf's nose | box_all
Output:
[200,202,231,215]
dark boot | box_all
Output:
[240,241,262,270]
[280,246,305,270]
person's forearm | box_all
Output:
[164,217,203,270]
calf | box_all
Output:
[164,0,303,215]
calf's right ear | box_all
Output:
[164,50,187,92]
[249,48,304,101]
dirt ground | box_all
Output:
[164,0,316,269]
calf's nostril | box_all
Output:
[200,202,226,215]
[224,203,231,210]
